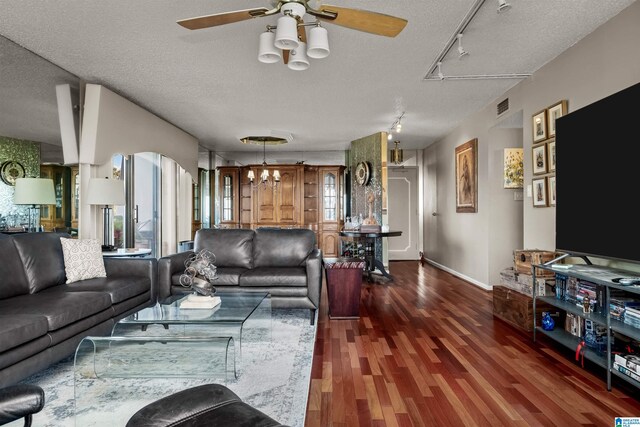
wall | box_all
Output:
[423,1,640,287]
[80,84,199,179]
[0,137,41,228]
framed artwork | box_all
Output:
[549,175,556,206]
[547,140,556,172]
[532,109,547,143]
[455,138,478,213]
[503,148,523,189]
[532,144,547,175]
[547,100,568,138]
[532,177,548,207]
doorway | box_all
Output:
[387,167,420,260]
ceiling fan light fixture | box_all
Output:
[307,25,330,59]
[274,15,299,50]
[258,30,281,63]
[288,41,310,71]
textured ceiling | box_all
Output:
[0,0,635,156]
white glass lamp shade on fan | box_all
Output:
[274,15,299,50]
[258,31,282,63]
[288,42,310,71]
[307,26,330,59]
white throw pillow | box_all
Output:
[60,238,107,284]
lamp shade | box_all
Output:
[288,42,310,71]
[307,26,330,59]
[258,31,282,64]
[13,178,56,205]
[274,15,299,50]
[85,178,125,205]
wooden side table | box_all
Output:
[324,258,366,319]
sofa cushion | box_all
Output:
[253,229,315,268]
[61,276,150,304]
[0,289,111,331]
[0,315,49,353]
[11,232,70,293]
[194,229,254,269]
[60,238,106,283]
[172,267,246,287]
[239,267,307,287]
[0,237,30,299]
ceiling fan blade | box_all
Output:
[312,5,407,37]
[283,50,290,65]
[177,8,270,30]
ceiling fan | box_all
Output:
[177,0,408,38]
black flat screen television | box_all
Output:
[555,81,640,263]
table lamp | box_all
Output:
[85,177,125,251]
[13,178,56,232]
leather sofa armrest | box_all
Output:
[0,384,45,425]
[157,251,195,301]
[104,257,158,302]
[305,248,323,310]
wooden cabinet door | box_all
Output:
[217,167,239,227]
[276,166,298,224]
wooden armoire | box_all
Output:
[217,164,345,257]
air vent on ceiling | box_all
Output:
[497,98,509,116]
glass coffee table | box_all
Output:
[73,292,271,425]
[113,292,271,358]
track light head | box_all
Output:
[497,0,511,13]
[456,34,468,58]
[437,61,444,80]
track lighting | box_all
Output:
[437,62,444,80]
[387,112,405,140]
[457,33,468,58]
[497,0,512,13]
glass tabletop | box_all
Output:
[119,292,270,325]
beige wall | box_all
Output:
[423,1,640,287]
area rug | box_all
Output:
[7,309,317,427]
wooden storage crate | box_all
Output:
[513,249,558,277]
[492,285,559,332]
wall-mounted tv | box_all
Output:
[555,81,640,263]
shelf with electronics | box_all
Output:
[533,255,640,391]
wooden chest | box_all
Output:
[513,249,558,277]
[492,285,557,332]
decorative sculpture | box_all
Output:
[179,249,218,296]
[362,192,378,225]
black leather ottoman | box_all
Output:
[126,384,288,427]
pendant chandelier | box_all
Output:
[247,140,280,187]
[390,140,404,165]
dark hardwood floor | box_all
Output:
[305,261,640,426]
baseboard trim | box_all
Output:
[425,259,493,291]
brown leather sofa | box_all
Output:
[0,232,156,386]
[157,228,322,324]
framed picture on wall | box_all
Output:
[549,175,556,206]
[547,140,556,172]
[532,144,547,175]
[503,148,524,189]
[532,177,548,207]
[455,138,478,213]
[547,100,568,138]
[532,109,547,143]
